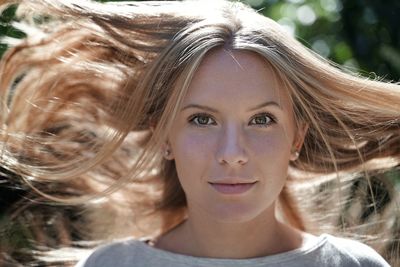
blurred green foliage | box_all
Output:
[244,0,400,81]
[0,4,25,58]
[0,214,33,252]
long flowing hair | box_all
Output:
[0,0,399,266]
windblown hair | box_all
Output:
[0,0,399,266]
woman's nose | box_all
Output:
[216,125,248,166]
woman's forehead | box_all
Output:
[182,48,293,112]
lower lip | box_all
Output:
[209,182,257,195]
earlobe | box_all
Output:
[290,150,300,161]
[162,142,174,160]
[152,126,174,160]
[164,148,174,160]
[290,123,309,161]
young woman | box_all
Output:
[0,0,398,266]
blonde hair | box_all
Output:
[0,0,399,265]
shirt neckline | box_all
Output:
[134,233,330,266]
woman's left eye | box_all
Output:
[249,113,276,126]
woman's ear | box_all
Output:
[290,122,309,161]
[162,141,174,160]
[150,122,174,160]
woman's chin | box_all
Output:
[204,204,269,224]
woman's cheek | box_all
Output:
[175,130,215,161]
[173,131,215,188]
[247,131,287,157]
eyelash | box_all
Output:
[187,112,277,127]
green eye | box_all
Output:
[188,113,216,126]
[249,113,276,126]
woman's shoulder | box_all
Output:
[74,237,150,267]
[319,234,390,266]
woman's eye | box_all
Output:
[188,113,275,127]
[249,113,276,126]
[188,113,216,126]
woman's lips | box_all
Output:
[209,182,257,195]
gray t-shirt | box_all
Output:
[75,234,390,267]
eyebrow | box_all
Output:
[181,101,282,113]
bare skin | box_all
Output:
[154,48,309,259]
[154,210,306,259]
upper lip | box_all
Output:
[208,178,257,185]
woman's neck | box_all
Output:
[153,207,305,259]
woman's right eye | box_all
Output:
[188,113,216,126]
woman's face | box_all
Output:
[166,48,304,223]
